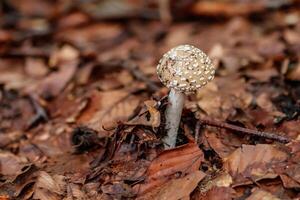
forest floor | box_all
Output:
[0,0,300,199]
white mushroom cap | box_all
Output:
[157,44,215,93]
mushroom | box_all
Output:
[157,44,215,149]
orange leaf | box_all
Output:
[134,143,204,195]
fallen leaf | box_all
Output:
[197,186,235,200]
[25,58,49,78]
[280,174,300,189]
[26,63,77,99]
[278,120,300,139]
[246,68,278,82]
[64,183,87,200]
[191,1,264,16]
[101,182,134,198]
[126,100,161,128]
[281,163,300,188]
[205,131,236,158]
[0,151,28,177]
[0,131,23,148]
[55,23,124,50]
[134,143,204,195]
[286,62,300,81]
[8,0,55,17]
[49,45,79,67]
[78,89,141,131]
[224,144,288,186]
[257,34,285,59]
[57,12,89,29]
[80,0,142,19]
[246,188,280,200]
[196,75,252,120]
[148,171,206,200]
[0,59,35,90]
[33,171,66,200]
[199,172,233,194]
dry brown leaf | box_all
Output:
[246,188,280,200]
[26,63,77,99]
[197,186,235,200]
[96,70,133,91]
[224,144,288,186]
[0,195,10,200]
[134,143,204,195]
[146,171,206,200]
[198,172,233,195]
[196,75,252,119]
[33,171,66,200]
[101,182,134,198]
[0,151,28,177]
[256,93,276,113]
[0,131,23,148]
[286,62,300,81]
[78,89,140,131]
[49,45,79,67]
[191,1,264,16]
[281,164,300,188]
[80,0,142,19]
[205,131,236,158]
[283,29,300,45]
[57,12,89,29]
[246,68,278,82]
[257,34,285,59]
[55,23,123,50]
[280,174,300,189]
[45,154,92,185]
[30,123,73,157]
[164,24,194,49]
[25,58,49,78]
[278,120,300,139]
[8,0,55,17]
[126,100,161,128]
[64,183,87,200]
[0,59,35,90]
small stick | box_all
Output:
[159,0,172,24]
[195,121,201,144]
[26,95,48,130]
[199,119,291,143]
[0,49,50,58]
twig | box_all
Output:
[0,48,50,58]
[199,118,291,143]
[159,0,172,25]
[26,95,48,130]
[195,121,201,144]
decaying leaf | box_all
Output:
[78,89,141,131]
[33,171,66,200]
[134,143,204,196]
[197,186,235,200]
[139,171,206,200]
[286,62,300,81]
[246,188,280,200]
[196,75,253,120]
[126,100,161,128]
[200,172,233,193]
[224,144,288,186]
[0,151,28,177]
[55,23,124,50]
[205,130,237,158]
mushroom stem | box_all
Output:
[163,88,185,149]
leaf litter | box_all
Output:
[0,0,300,199]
